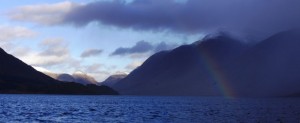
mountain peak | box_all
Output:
[193,31,245,48]
[203,31,232,40]
[202,31,241,43]
[73,71,86,75]
[72,71,98,85]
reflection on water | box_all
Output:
[0,94,299,122]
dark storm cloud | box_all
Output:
[111,41,177,56]
[111,41,153,56]
[64,0,300,40]
[81,49,103,58]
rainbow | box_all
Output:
[199,49,236,98]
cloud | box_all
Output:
[81,49,103,58]
[0,25,36,42]
[8,0,300,40]
[61,0,300,40]
[8,1,81,25]
[81,63,111,81]
[9,0,300,40]
[111,41,153,56]
[111,40,177,56]
[39,38,69,56]
[1,36,108,81]
[84,63,102,73]
[33,66,53,73]
[18,38,73,67]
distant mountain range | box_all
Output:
[109,30,300,97]
[0,48,118,95]
[36,68,127,86]
[35,69,99,85]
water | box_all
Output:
[0,95,299,123]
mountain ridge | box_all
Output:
[0,48,118,95]
[111,30,300,97]
[113,33,248,96]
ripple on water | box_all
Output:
[0,95,299,122]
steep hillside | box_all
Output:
[0,48,118,95]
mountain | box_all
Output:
[112,33,249,96]
[57,74,76,82]
[227,29,300,97]
[100,73,127,87]
[72,71,98,85]
[0,48,118,95]
[111,30,300,97]
[37,70,99,85]
[0,48,56,86]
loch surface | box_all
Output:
[0,94,299,123]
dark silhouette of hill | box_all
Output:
[113,33,249,96]
[0,48,118,95]
[227,29,300,97]
[112,30,300,97]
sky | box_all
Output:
[0,0,202,81]
[1,0,300,81]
